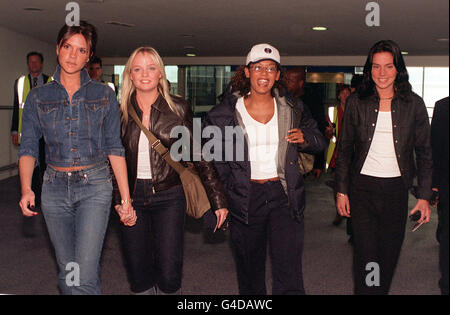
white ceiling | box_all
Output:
[0,0,448,58]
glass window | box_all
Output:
[424,67,449,118]
[407,67,424,97]
[407,66,449,121]
[185,66,234,116]
[114,65,125,101]
[165,65,178,95]
[354,66,364,74]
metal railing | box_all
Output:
[0,163,18,172]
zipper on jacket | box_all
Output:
[148,112,155,194]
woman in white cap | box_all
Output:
[205,43,327,294]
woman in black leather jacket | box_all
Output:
[335,40,432,295]
[114,46,228,295]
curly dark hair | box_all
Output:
[230,64,288,98]
[358,40,412,101]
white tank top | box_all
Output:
[361,111,401,177]
[137,130,152,179]
[236,97,279,180]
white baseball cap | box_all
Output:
[246,43,280,66]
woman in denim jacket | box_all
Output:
[18,21,135,294]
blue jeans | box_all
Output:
[41,161,112,295]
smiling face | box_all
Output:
[244,60,280,96]
[56,34,90,76]
[371,51,398,94]
[130,52,162,94]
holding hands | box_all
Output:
[115,199,137,226]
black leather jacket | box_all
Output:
[335,92,433,200]
[113,92,228,211]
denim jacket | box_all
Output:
[18,65,125,167]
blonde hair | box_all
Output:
[120,46,180,122]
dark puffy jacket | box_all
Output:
[335,92,433,200]
[205,89,327,224]
[113,92,228,211]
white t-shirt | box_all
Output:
[137,130,152,179]
[361,111,401,177]
[236,97,279,180]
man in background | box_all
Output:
[286,67,328,178]
[87,56,117,93]
[431,96,449,295]
[11,52,51,236]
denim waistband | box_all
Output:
[46,161,109,178]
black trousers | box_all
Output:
[230,181,305,295]
[438,184,449,295]
[350,174,408,295]
[120,179,186,294]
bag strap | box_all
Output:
[128,105,186,175]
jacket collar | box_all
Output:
[130,91,167,116]
[273,88,291,108]
[52,65,91,87]
[151,93,168,113]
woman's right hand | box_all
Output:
[336,193,351,218]
[19,189,38,217]
[115,203,137,226]
[214,208,229,231]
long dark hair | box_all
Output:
[358,40,412,100]
[56,20,97,61]
[230,64,287,98]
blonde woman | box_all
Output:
[114,47,228,295]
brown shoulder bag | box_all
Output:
[128,106,211,219]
